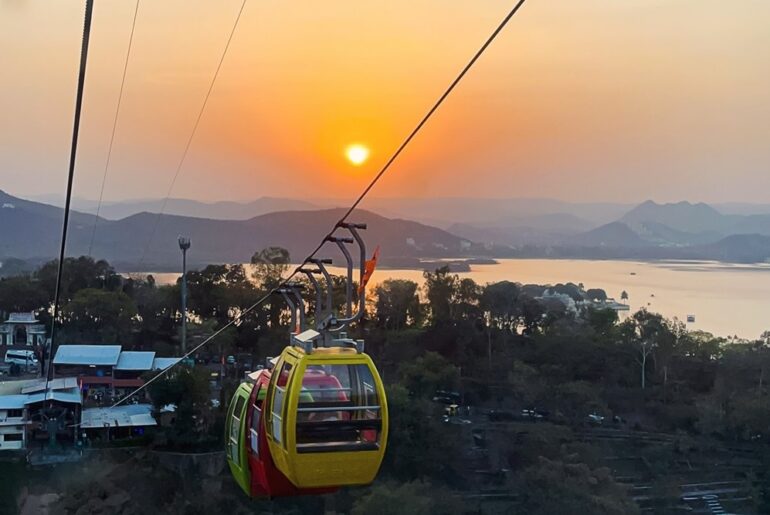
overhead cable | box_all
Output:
[110,0,528,408]
[87,0,141,256]
[47,0,96,389]
[137,0,248,268]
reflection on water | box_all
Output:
[137,259,770,340]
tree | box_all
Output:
[185,264,254,324]
[620,310,670,390]
[620,290,629,303]
[549,381,609,422]
[251,246,290,290]
[422,266,458,324]
[352,480,463,515]
[251,247,291,329]
[455,278,481,320]
[125,276,177,344]
[658,317,686,401]
[585,288,608,302]
[380,385,463,482]
[398,351,459,398]
[507,360,545,406]
[519,295,546,335]
[374,279,421,330]
[0,275,48,315]
[480,281,520,331]
[0,258,33,278]
[515,458,639,515]
[584,307,618,337]
[61,288,138,343]
[552,283,584,302]
[37,256,121,300]
[147,366,214,449]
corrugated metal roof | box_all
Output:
[21,377,79,394]
[115,351,156,371]
[80,404,157,428]
[0,379,38,396]
[0,394,28,409]
[24,389,82,405]
[152,357,181,371]
[53,345,122,366]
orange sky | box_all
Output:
[1,0,769,204]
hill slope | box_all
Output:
[0,192,474,270]
[620,200,730,234]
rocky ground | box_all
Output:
[13,450,303,515]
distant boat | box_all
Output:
[687,315,695,323]
[630,272,637,276]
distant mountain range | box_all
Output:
[5,191,770,267]
[0,190,479,271]
[33,193,637,227]
[30,195,322,221]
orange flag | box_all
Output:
[358,246,380,294]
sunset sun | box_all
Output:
[345,144,370,166]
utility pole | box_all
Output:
[178,236,191,354]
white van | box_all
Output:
[4,349,38,367]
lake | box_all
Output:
[142,259,770,339]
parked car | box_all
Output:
[587,413,605,426]
[226,355,236,365]
[432,390,461,405]
[521,409,545,420]
[4,349,38,367]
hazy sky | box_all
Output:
[1,0,769,204]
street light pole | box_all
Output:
[178,236,191,354]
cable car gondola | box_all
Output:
[264,341,387,489]
[226,222,387,497]
[226,368,338,498]
[226,336,387,497]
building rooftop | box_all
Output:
[53,345,122,366]
[24,390,82,405]
[0,394,29,410]
[152,357,181,371]
[21,377,79,394]
[5,313,39,324]
[115,351,156,371]
[80,404,157,429]
[0,379,38,396]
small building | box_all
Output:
[81,404,157,442]
[52,345,183,404]
[0,313,46,349]
[0,377,82,450]
[113,351,156,400]
[0,395,28,450]
[53,345,121,381]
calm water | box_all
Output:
[143,259,770,339]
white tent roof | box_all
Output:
[116,351,156,371]
[53,345,122,366]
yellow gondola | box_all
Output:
[264,343,388,489]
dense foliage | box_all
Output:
[4,256,770,512]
